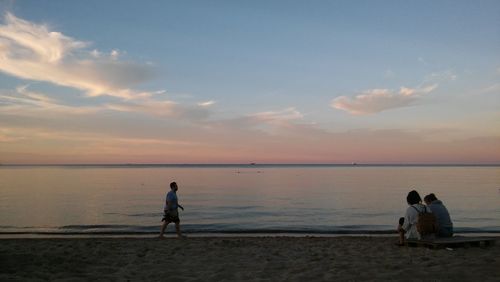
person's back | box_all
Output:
[428,200,453,237]
[424,193,453,237]
[402,203,427,240]
[397,190,428,245]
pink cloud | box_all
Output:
[331,84,437,115]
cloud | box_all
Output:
[198,100,215,107]
[480,83,500,94]
[0,85,100,115]
[0,126,201,160]
[197,107,307,137]
[424,70,457,82]
[2,107,499,164]
[0,13,155,99]
[104,100,177,116]
[331,84,438,115]
[249,107,303,125]
[110,49,120,60]
[0,85,213,121]
[0,127,25,142]
[0,13,217,121]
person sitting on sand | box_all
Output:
[159,181,186,238]
[424,193,453,237]
[397,190,428,246]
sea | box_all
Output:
[0,164,499,236]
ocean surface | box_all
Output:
[0,165,499,235]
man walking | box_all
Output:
[159,181,186,238]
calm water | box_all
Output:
[0,165,499,235]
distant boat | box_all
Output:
[352,162,358,165]
[250,162,256,165]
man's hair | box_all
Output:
[170,182,177,189]
[424,193,438,203]
[406,190,422,205]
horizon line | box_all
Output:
[1,163,499,166]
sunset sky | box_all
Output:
[0,1,499,164]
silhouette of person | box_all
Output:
[424,193,453,237]
[159,182,185,238]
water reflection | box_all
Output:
[0,166,498,233]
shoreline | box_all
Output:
[2,232,499,239]
[2,226,499,236]
[1,236,498,281]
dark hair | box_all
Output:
[406,190,422,205]
[424,193,438,202]
[170,182,177,189]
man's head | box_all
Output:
[170,182,178,191]
[424,193,438,205]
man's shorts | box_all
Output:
[162,209,180,223]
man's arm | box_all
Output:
[178,204,184,211]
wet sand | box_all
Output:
[1,236,498,281]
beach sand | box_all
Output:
[1,236,498,281]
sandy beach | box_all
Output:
[1,236,498,281]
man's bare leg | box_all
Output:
[159,221,169,238]
[175,222,186,238]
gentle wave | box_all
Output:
[1,224,499,235]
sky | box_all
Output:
[0,0,499,164]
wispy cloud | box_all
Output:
[0,126,200,157]
[2,112,499,164]
[199,107,307,136]
[424,70,457,82]
[0,13,219,122]
[0,127,26,142]
[332,69,452,115]
[331,84,438,115]
[198,100,215,107]
[0,85,213,120]
[249,107,303,124]
[0,13,155,99]
[480,83,500,94]
[104,100,177,116]
[250,107,303,122]
[0,85,100,115]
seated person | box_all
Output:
[397,190,428,245]
[424,193,453,237]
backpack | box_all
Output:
[412,205,438,236]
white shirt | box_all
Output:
[402,204,428,239]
